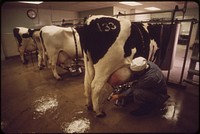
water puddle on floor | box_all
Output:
[60,111,91,133]
[32,94,58,119]
[161,101,179,123]
[1,121,8,130]
[31,95,90,133]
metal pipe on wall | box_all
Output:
[113,6,184,17]
[166,5,179,82]
[179,21,195,84]
[114,9,183,17]
[137,18,198,23]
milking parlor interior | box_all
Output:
[1,1,199,133]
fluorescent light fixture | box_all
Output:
[144,7,161,11]
[18,1,43,4]
[119,1,142,6]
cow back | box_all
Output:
[13,27,36,51]
[124,22,151,59]
[78,16,121,64]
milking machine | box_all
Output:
[68,64,83,76]
[69,61,84,76]
[107,82,134,107]
[60,58,84,76]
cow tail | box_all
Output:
[83,52,95,94]
[39,31,48,66]
[71,27,79,67]
[148,44,153,61]
[13,28,22,47]
[152,49,159,62]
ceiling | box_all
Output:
[2,1,198,13]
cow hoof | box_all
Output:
[57,77,62,81]
[96,111,106,118]
[85,105,93,111]
[39,66,44,70]
[23,60,28,65]
[39,64,45,70]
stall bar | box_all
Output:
[111,2,196,88]
[135,18,198,87]
[113,1,188,17]
[51,2,198,88]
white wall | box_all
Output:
[1,34,19,57]
[1,6,78,58]
[1,3,199,59]
[51,10,79,25]
[134,10,151,21]
[78,7,113,18]
[113,6,131,20]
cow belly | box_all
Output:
[21,39,36,52]
[108,66,132,87]
[25,44,36,51]
[57,51,73,66]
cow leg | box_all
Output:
[18,46,28,64]
[20,53,25,64]
[23,54,28,64]
[84,70,93,111]
[83,57,94,111]
[43,51,50,69]
[37,53,43,69]
[50,53,61,80]
[37,50,45,70]
[52,64,61,80]
[91,80,107,117]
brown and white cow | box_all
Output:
[13,27,39,64]
[40,25,83,80]
[75,15,162,117]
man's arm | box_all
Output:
[110,86,134,101]
[118,87,133,98]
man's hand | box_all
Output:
[110,94,120,101]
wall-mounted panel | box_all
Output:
[78,7,113,18]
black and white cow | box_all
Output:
[75,15,161,117]
[13,27,39,64]
[40,25,83,80]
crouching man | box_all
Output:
[109,57,170,116]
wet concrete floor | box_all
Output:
[1,56,199,133]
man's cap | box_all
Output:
[130,57,148,72]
